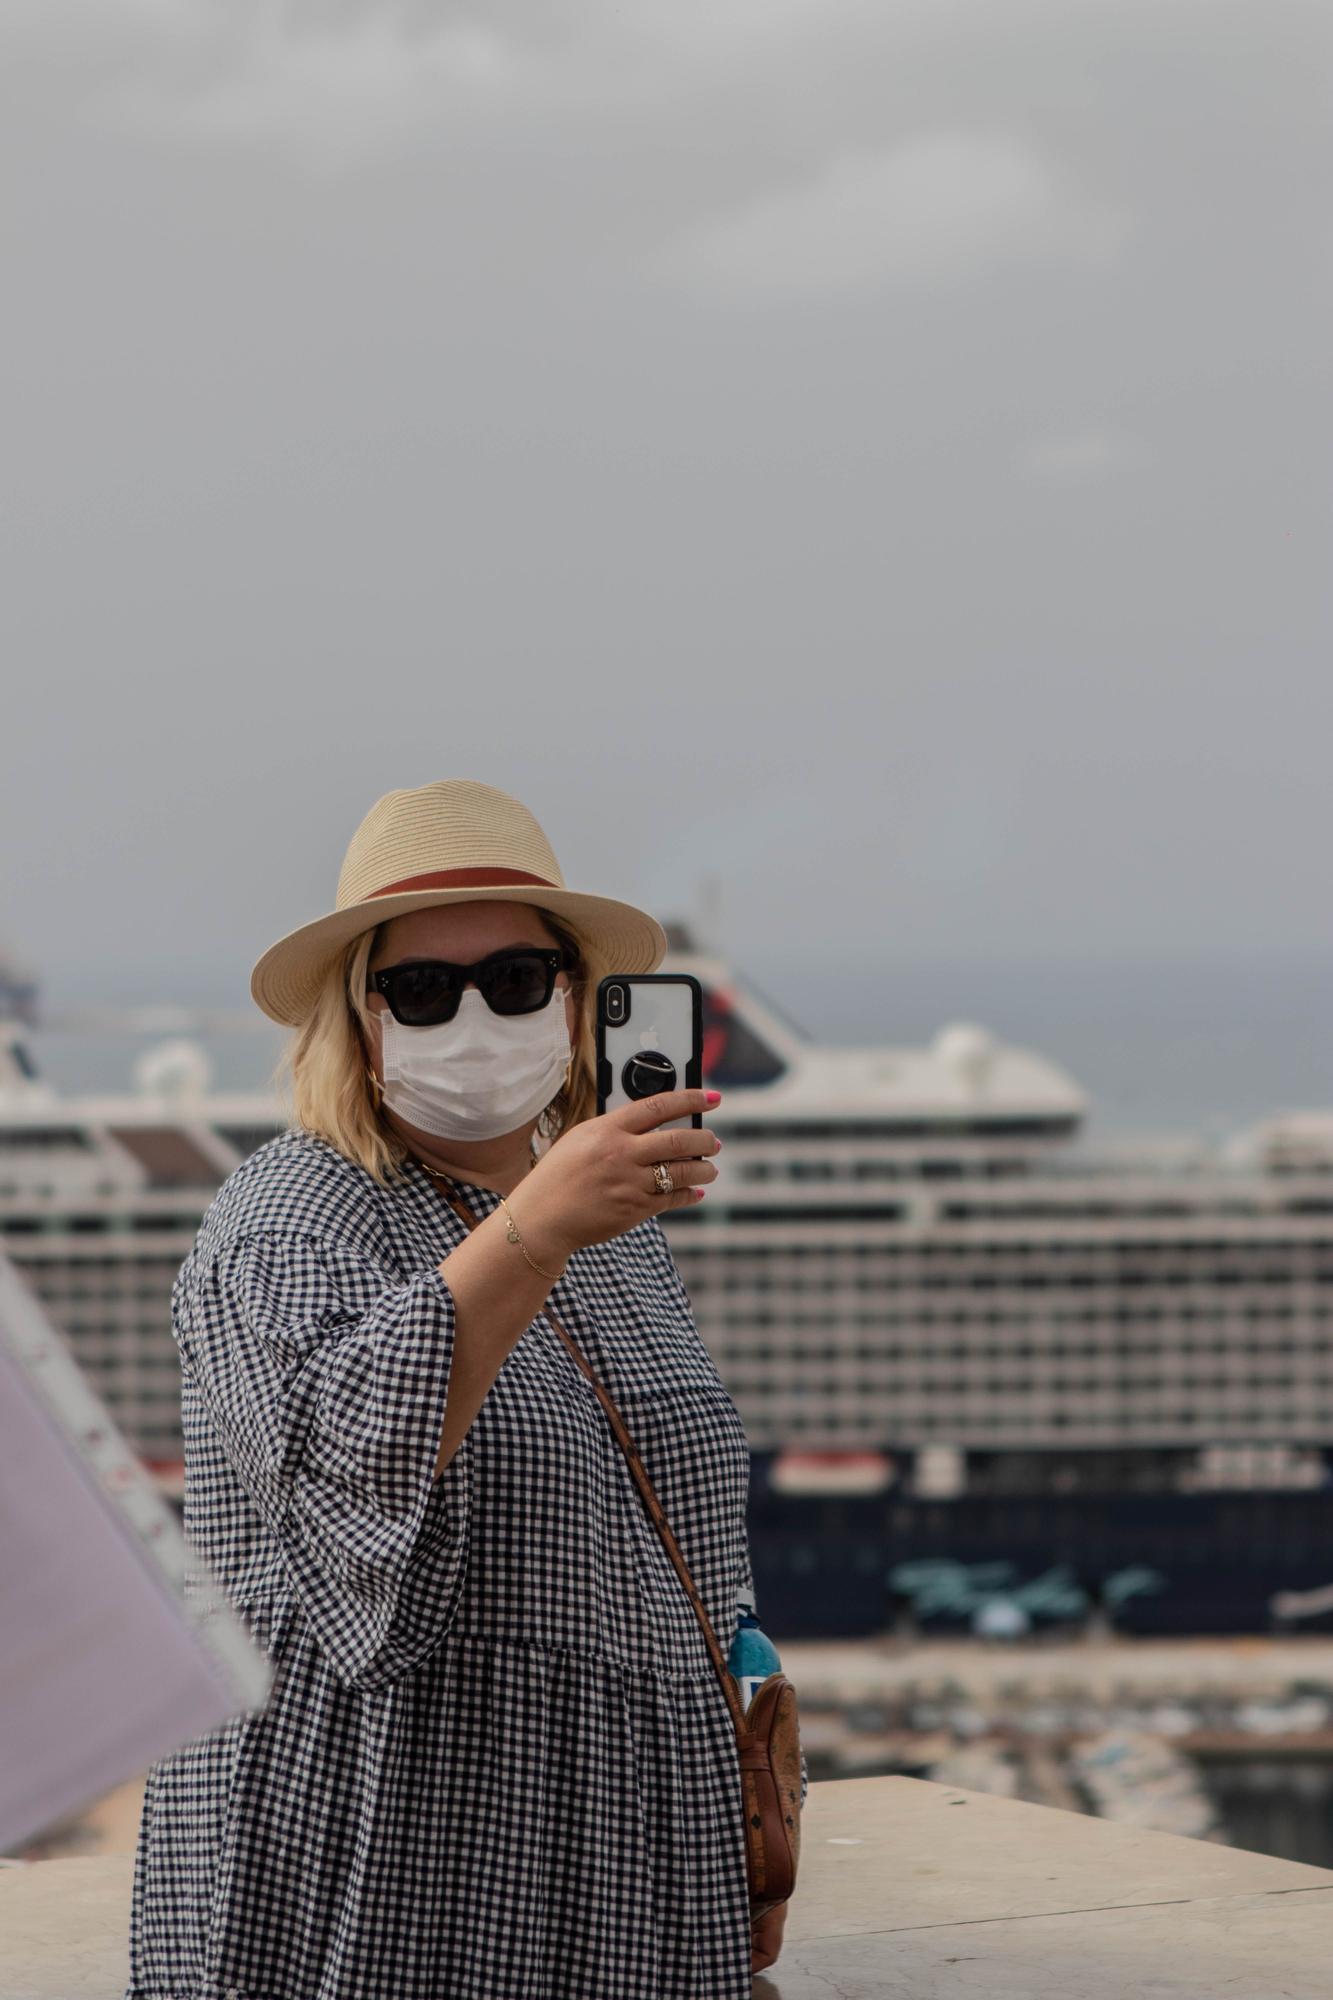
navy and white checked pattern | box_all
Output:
[125,1127,796,2000]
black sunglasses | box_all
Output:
[370,946,571,1027]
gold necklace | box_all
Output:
[411,1141,539,1191]
[412,1156,512,1195]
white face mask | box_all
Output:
[377,982,573,1143]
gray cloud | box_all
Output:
[659,133,1130,302]
[1015,426,1153,485]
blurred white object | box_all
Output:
[132,1038,214,1102]
[1070,1730,1222,1841]
[932,1022,998,1096]
[0,1254,270,1855]
[1234,1698,1332,1735]
[1272,1582,1333,1622]
[927,1743,1020,1797]
[972,1598,1031,1639]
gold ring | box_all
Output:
[652,1161,674,1196]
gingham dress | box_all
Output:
[124,1127,793,2000]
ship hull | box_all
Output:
[747,1453,1333,1640]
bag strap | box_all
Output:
[433,1180,751,1740]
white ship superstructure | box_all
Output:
[666,942,1333,1475]
[3,927,1333,1505]
[0,1028,278,1493]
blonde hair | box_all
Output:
[277,908,605,1183]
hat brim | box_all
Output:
[251,887,669,1026]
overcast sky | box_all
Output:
[3,1,1329,1037]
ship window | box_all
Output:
[0,1125,94,1149]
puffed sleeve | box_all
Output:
[172,1228,474,1693]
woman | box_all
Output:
[124,777,796,2000]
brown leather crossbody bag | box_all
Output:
[434,1187,803,1947]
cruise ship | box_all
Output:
[5,925,1333,1639]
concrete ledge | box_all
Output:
[776,1883,1333,1999]
[772,1776,1333,1998]
[5,1776,1333,1998]
[0,1853,135,2000]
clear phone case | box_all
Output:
[595,975,703,1131]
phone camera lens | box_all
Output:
[607,984,626,1023]
[622,1051,676,1100]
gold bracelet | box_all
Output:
[497,1194,566,1281]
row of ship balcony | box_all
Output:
[8,1206,1333,1244]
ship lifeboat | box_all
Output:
[768,1450,895,1496]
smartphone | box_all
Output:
[595,974,703,1132]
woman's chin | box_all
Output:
[383,1109,538,1164]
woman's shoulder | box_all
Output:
[193,1126,396,1264]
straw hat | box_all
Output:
[251,778,668,1026]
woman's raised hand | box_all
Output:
[510,1090,722,1260]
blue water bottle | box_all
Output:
[727,1586,782,1712]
